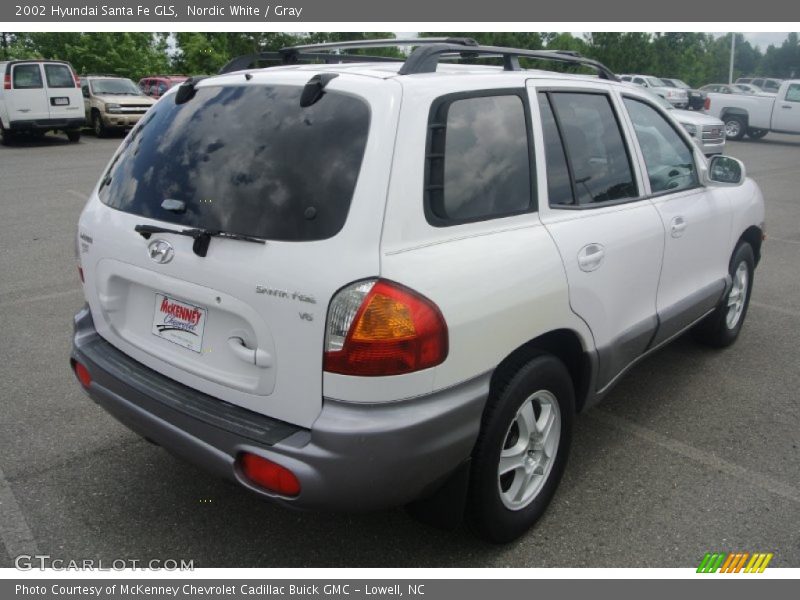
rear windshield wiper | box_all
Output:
[134,224,265,257]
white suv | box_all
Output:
[70,39,765,543]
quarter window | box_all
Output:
[426,93,533,224]
[545,92,638,206]
[623,98,699,194]
[13,64,43,89]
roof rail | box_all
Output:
[218,38,618,81]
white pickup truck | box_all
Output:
[705,80,800,141]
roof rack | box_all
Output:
[218,37,618,81]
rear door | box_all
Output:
[529,81,664,392]
[620,93,732,345]
[42,62,82,120]
[78,75,398,427]
[7,63,49,122]
[772,83,800,132]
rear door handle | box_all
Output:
[228,337,273,368]
[671,216,688,238]
[577,243,605,272]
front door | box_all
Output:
[772,83,800,132]
[620,95,732,345]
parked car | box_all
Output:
[700,83,744,95]
[71,39,765,543]
[732,83,770,95]
[660,77,706,110]
[139,75,188,99]
[81,75,156,137]
[736,77,783,94]
[0,59,84,144]
[705,79,800,140]
[619,74,689,107]
[645,91,725,155]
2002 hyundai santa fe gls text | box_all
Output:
[70,38,765,543]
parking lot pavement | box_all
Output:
[0,133,798,568]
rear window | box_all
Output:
[98,84,371,241]
[44,64,74,88]
[13,64,43,89]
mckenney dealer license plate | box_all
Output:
[151,293,207,353]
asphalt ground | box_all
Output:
[0,130,798,568]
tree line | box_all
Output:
[1,32,797,87]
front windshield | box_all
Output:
[671,79,690,89]
[646,77,666,87]
[91,78,142,95]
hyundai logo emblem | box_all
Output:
[147,239,174,264]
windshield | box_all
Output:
[98,84,371,242]
[646,77,666,87]
[91,78,142,95]
[671,79,690,89]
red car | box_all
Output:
[138,75,188,99]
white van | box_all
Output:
[0,59,85,144]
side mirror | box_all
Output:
[706,155,746,186]
[82,88,89,98]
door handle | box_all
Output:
[227,337,272,368]
[670,216,688,238]
[577,243,605,272]
[781,104,792,109]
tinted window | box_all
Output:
[548,92,637,205]
[764,80,780,92]
[44,64,74,88]
[99,85,371,241]
[13,64,43,89]
[623,98,698,194]
[427,93,532,223]
[537,93,574,206]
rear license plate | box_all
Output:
[151,293,206,353]
[51,97,69,106]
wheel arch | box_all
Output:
[489,329,593,414]
[720,107,749,125]
[738,225,764,267]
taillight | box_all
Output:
[3,73,10,90]
[704,96,711,110]
[73,71,81,88]
[71,360,92,389]
[324,279,448,376]
[238,452,300,497]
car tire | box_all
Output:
[723,115,747,141]
[467,354,574,544]
[0,126,16,146]
[92,112,107,138]
[747,128,768,140]
[66,130,81,143]
[693,242,755,348]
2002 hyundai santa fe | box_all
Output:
[70,38,765,542]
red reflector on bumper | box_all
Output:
[238,452,300,497]
[73,361,92,388]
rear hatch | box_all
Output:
[77,73,399,427]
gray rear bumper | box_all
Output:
[70,306,489,511]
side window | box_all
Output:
[785,84,800,103]
[547,92,638,206]
[44,64,74,88]
[537,93,574,206]
[158,83,167,95]
[623,97,699,194]
[13,64,43,89]
[426,93,532,224]
[633,77,645,86]
[765,80,780,92]
[752,79,764,88]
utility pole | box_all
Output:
[729,33,736,84]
